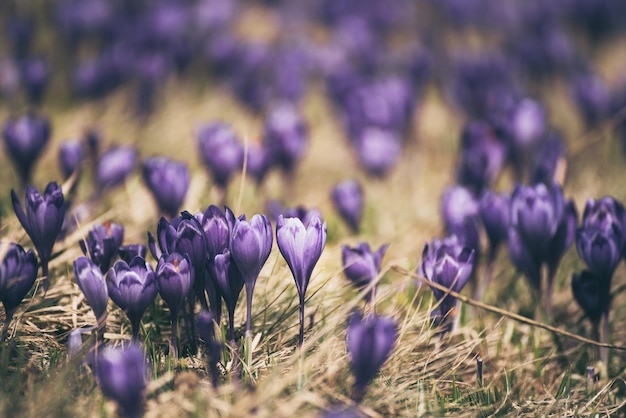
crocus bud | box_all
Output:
[342,242,388,300]
[347,310,398,402]
[196,122,244,189]
[156,252,193,313]
[96,145,137,192]
[581,196,626,249]
[3,113,51,184]
[245,142,272,185]
[106,257,158,340]
[571,270,609,323]
[58,140,85,179]
[142,156,189,218]
[276,215,326,345]
[479,190,510,258]
[0,242,38,338]
[230,213,273,335]
[576,226,622,281]
[20,55,49,105]
[353,127,402,178]
[95,343,148,418]
[421,235,474,327]
[457,121,506,192]
[79,221,124,273]
[11,182,66,291]
[73,256,108,323]
[262,101,307,174]
[118,244,147,263]
[197,205,231,258]
[331,179,364,234]
[210,249,243,338]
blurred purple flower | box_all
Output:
[73,256,108,323]
[196,309,222,387]
[342,242,388,301]
[96,145,137,192]
[571,270,609,323]
[263,101,308,174]
[80,221,124,273]
[142,156,189,218]
[457,121,507,192]
[196,122,244,189]
[3,112,51,185]
[107,257,158,340]
[571,72,612,128]
[11,182,66,292]
[353,127,402,178]
[479,190,510,259]
[58,140,85,179]
[331,179,364,234]
[19,56,49,105]
[245,142,272,185]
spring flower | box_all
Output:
[80,221,124,273]
[58,139,85,179]
[73,256,108,325]
[142,156,189,218]
[479,190,510,259]
[276,215,327,346]
[118,244,147,263]
[96,145,137,192]
[0,242,38,339]
[347,310,398,402]
[196,122,244,189]
[331,179,364,234]
[209,249,244,340]
[262,101,307,174]
[353,127,402,178]
[342,242,388,302]
[11,182,66,292]
[230,213,273,336]
[457,121,506,193]
[2,112,51,185]
[106,257,158,340]
[95,343,148,418]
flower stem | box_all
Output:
[170,310,179,360]
[298,299,305,348]
[41,259,49,294]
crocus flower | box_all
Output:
[0,242,38,339]
[196,310,222,388]
[156,252,193,358]
[571,270,609,324]
[508,182,576,317]
[230,213,273,336]
[80,221,124,273]
[262,101,308,175]
[347,310,398,402]
[342,242,388,303]
[2,112,51,185]
[479,190,510,260]
[11,181,66,292]
[142,156,189,219]
[331,179,364,234]
[58,139,85,179]
[73,256,108,326]
[209,249,244,341]
[420,235,475,331]
[118,244,147,263]
[245,141,272,185]
[353,127,402,178]
[106,257,158,340]
[20,55,49,105]
[96,145,137,192]
[276,215,327,346]
[196,122,244,190]
[441,185,481,253]
[95,343,148,418]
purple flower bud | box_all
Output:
[3,113,51,184]
[0,242,38,337]
[530,134,566,186]
[245,142,272,185]
[11,182,66,291]
[106,257,157,340]
[331,179,364,234]
[95,343,148,418]
[142,156,189,218]
[457,121,507,192]
[58,139,85,179]
[156,252,193,314]
[276,215,326,345]
[576,227,622,282]
[342,243,388,299]
[80,221,124,273]
[230,213,273,335]
[19,56,49,105]
[571,73,612,128]
[581,196,626,244]
[510,98,546,148]
[347,310,397,402]
[571,270,609,323]
[196,122,244,189]
[441,185,479,230]
[353,127,402,178]
[196,205,231,258]
[262,101,307,174]
[479,190,510,257]
[507,227,541,289]
[209,249,243,329]
[118,244,147,263]
[73,256,108,322]
[96,145,137,191]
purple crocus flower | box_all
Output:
[570,72,612,129]
[3,113,51,185]
[96,145,137,192]
[276,215,327,346]
[106,257,158,340]
[331,179,364,234]
[142,156,189,218]
[58,139,85,179]
[118,244,147,263]
[457,121,507,193]
[73,256,108,325]
[508,182,577,317]
[353,127,402,178]
[421,235,475,328]
[11,182,66,292]
[80,221,124,273]
[156,252,193,358]
[342,242,388,302]
[347,310,398,402]
[19,55,49,105]
[479,190,510,260]
[572,270,609,324]
[230,213,273,336]
[208,248,243,341]
[262,101,308,175]
[245,142,272,185]
[95,343,148,418]
[441,185,481,253]
[196,122,244,190]
[0,242,38,339]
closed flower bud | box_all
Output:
[142,156,189,218]
[73,256,108,322]
[58,139,85,179]
[3,112,51,185]
[96,145,137,191]
[354,127,402,178]
[571,270,609,323]
[331,179,364,234]
[106,257,158,340]
[80,221,124,273]
[262,101,307,174]
[156,252,193,313]
[342,242,388,300]
[479,190,510,257]
[196,122,243,189]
